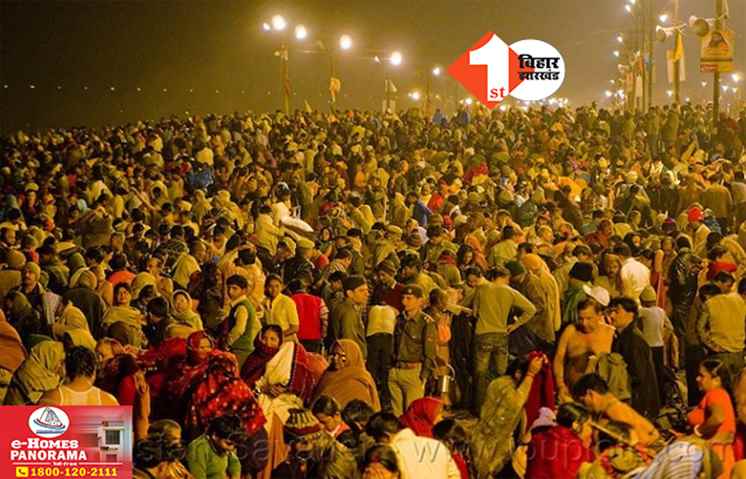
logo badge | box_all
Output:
[448,32,565,108]
[28,407,70,438]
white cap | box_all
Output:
[583,284,610,307]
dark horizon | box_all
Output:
[1,0,743,133]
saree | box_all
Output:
[171,332,265,438]
[240,332,280,388]
[470,376,529,478]
[256,342,326,427]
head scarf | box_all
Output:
[107,320,142,348]
[240,325,282,388]
[399,397,443,437]
[171,290,201,330]
[69,268,97,289]
[63,328,97,351]
[131,272,157,300]
[8,340,64,404]
[184,330,211,360]
[311,339,381,411]
[172,331,266,438]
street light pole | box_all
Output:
[425,73,432,119]
[280,42,290,114]
[384,76,391,112]
[673,0,680,104]
[329,49,336,110]
[713,0,724,130]
[645,0,654,110]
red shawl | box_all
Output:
[399,397,443,438]
[172,331,266,437]
[240,333,280,388]
[284,343,326,403]
[140,337,187,403]
[525,351,556,426]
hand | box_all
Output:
[558,387,574,403]
[527,355,546,377]
[268,384,287,397]
[134,371,149,396]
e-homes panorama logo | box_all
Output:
[448,32,565,108]
[28,407,70,438]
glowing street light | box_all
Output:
[617,34,624,43]
[389,51,403,66]
[701,81,708,87]
[613,50,620,58]
[262,22,271,32]
[722,85,729,92]
[605,90,613,98]
[373,55,381,63]
[666,89,673,98]
[294,24,307,40]
[432,66,441,76]
[409,90,421,101]
[271,15,287,31]
[732,73,742,83]
[339,34,352,50]
[625,4,632,13]
[658,14,669,24]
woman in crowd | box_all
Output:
[169,331,266,440]
[312,339,380,411]
[470,355,545,478]
[171,290,203,331]
[255,340,326,425]
[399,397,444,438]
[103,283,146,346]
[241,325,283,388]
[4,340,64,405]
[688,359,737,478]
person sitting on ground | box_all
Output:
[40,345,119,406]
[572,373,660,448]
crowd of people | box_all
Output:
[1,101,746,478]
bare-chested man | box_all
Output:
[573,372,660,447]
[554,298,614,402]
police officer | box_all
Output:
[388,284,438,416]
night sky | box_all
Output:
[1,0,744,132]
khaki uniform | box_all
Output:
[388,310,438,416]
